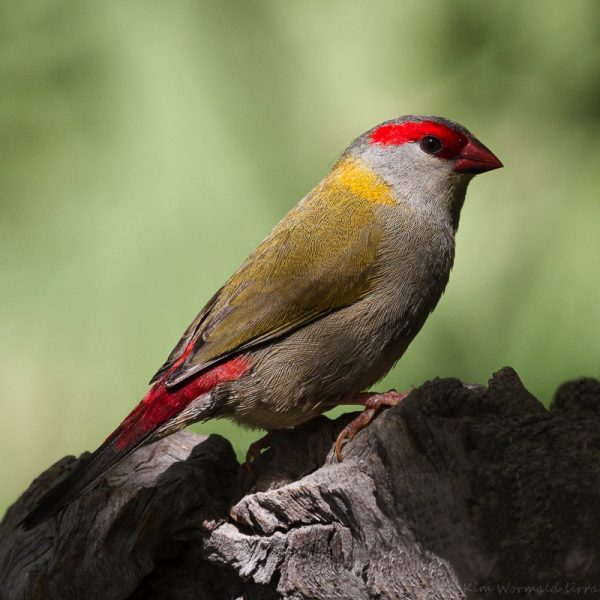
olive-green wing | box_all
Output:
[158,188,384,388]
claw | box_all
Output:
[244,432,273,475]
[335,390,409,460]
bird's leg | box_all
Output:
[244,431,274,474]
[245,390,409,470]
[335,390,409,460]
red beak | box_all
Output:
[454,138,503,174]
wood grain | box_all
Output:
[2,367,599,599]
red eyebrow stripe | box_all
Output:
[370,120,469,159]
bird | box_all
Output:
[21,115,502,529]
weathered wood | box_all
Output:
[2,367,600,599]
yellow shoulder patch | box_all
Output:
[332,157,396,205]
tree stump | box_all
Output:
[1,367,600,599]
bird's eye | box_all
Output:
[420,135,443,155]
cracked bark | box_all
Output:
[2,367,600,600]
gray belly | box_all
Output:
[214,291,429,430]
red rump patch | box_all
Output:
[370,120,469,159]
[111,347,250,451]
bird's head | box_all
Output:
[345,115,502,229]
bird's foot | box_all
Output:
[335,390,409,460]
[244,432,274,475]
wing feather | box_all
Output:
[158,167,388,388]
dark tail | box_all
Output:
[19,436,141,530]
[19,376,185,530]
[20,354,250,529]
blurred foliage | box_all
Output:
[2,0,600,517]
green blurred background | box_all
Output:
[2,0,600,517]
